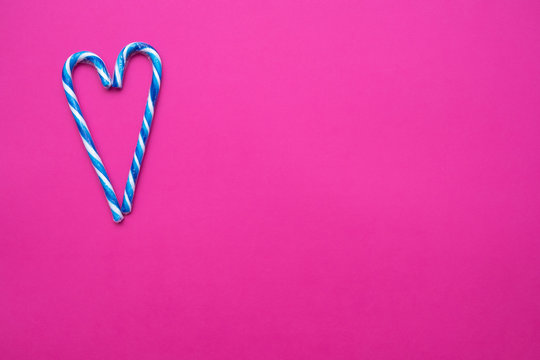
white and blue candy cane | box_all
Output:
[62,52,124,223]
[112,42,162,214]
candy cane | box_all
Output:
[112,42,162,214]
[62,52,124,223]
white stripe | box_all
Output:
[96,67,110,84]
[108,200,123,217]
[147,95,154,115]
[153,66,161,87]
[77,52,93,63]
[63,82,77,100]
[94,166,114,192]
[69,105,89,130]
[134,154,140,168]
[81,137,102,162]
[69,104,83,122]
[138,134,146,152]
[123,192,132,209]
[143,117,150,132]
[129,172,136,189]
[143,48,161,62]
[115,65,121,87]
[115,46,129,88]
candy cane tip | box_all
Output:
[114,216,125,223]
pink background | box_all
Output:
[1,0,540,359]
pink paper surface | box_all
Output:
[1,1,540,359]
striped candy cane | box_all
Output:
[112,42,162,214]
[62,52,124,223]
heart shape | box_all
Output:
[62,42,162,223]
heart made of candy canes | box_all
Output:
[62,42,162,223]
